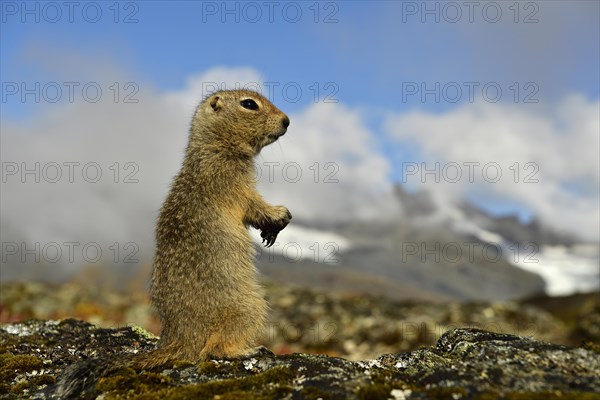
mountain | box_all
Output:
[256,183,598,301]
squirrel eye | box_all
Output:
[240,99,259,110]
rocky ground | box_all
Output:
[1,282,599,399]
[1,319,599,399]
[1,282,598,360]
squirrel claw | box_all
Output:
[261,231,278,248]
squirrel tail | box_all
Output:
[56,344,178,399]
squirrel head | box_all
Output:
[190,89,290,158]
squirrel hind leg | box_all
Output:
[199,334,260,360]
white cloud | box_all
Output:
[385,95,600,241]
[164,66,265,117]
[1,88,187,267]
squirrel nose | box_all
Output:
[282,115,290,129]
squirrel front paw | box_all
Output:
[260,206,291,247]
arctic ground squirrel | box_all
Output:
[58,89,292,398]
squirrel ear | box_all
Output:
[209,96,223,112]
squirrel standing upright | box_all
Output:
[58,89,292,398]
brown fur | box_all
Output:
[150,89,291,363]
[57,90,291,397]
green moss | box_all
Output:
[424,387,468,399]
[356,368,408,400]
[369,368,394,385]
[196,360,254,377]
[172,360,195,369]
[164,366,293,399]
[301,386,337,400]
[472,392,600,400]
[473,392,501,400]
[0,383,9,395]
[0,326,58,396]
[196,360,230,375]
[32,374,56,386]
[356,383,396,400]
[0,354,43,381]
[582,341,600,354]
[97,368,172,396]
[0,352,14,365]
[358,385,470,400]
[130,325,158,340]
[0,334,16,352]
[99,365,294,400]
[501,392,600,400]
[10,380,29,394]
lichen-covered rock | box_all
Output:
[1,319,598,399]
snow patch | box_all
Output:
[510,244,599,296]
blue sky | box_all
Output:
[1,1,599,239]
[3,1,598,114]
